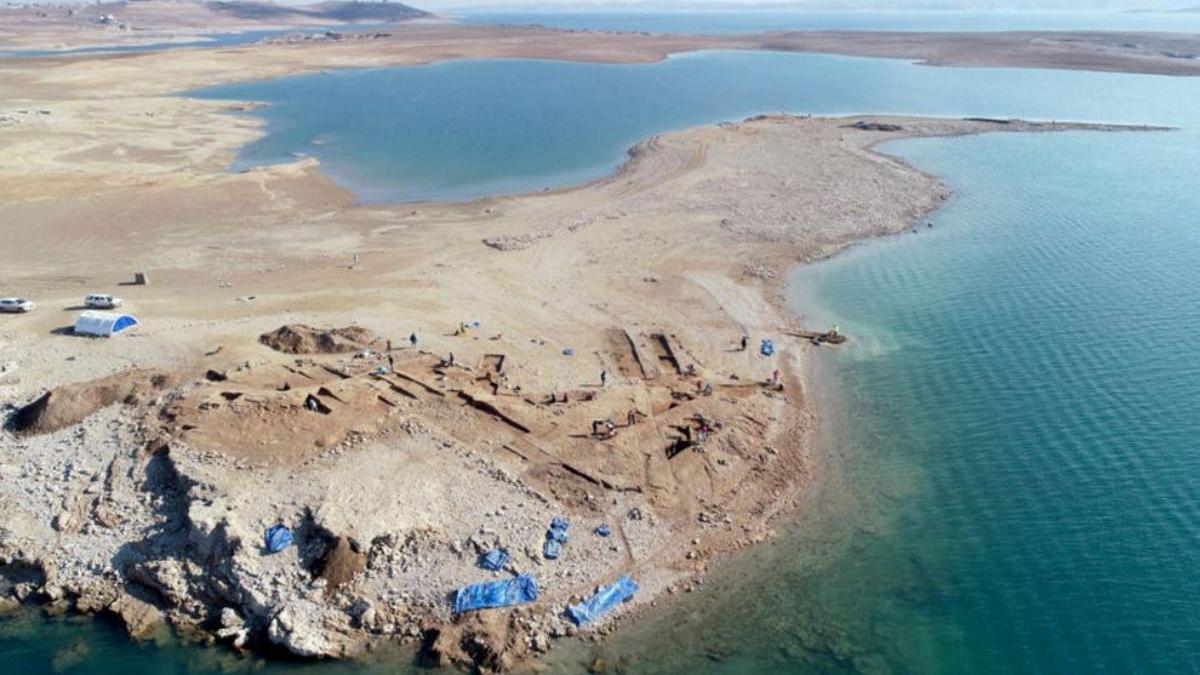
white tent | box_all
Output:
[74,311,138,337]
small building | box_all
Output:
[74,311,138,337]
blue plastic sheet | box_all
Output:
[543,517,570,559]
[453,574,539,614]
[760,338,775,357]
[264,525,293,554]
[566,574,638,626]
[479,548,509,571]
[594,525,611,537]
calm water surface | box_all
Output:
[8,32,1200,675]
[193,51,1197,203]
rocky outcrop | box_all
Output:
[268,598,357,657]
[216,606,249,648]
[109,593,165,640]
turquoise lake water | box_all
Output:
[193,51,1196,203]
[9,20,1200,675]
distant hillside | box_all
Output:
[208,1,429,23]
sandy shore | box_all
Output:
[0,17,1176,671]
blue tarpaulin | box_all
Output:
[566,574,638,626]
[479,548,509,571]
[543,517,570,559]
[453,574,539,614]
[264,525,293,554]
[760,338,776,357]
[594,525,611,537]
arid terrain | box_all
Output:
[4,1,1200,76]
[0,0,429,51]
[0,7,1178,672]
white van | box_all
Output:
[84,293,122,309]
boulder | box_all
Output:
[216,607,249,648]
[0,595,20,617]
[127,559,190,607]
[109,594,164,640]
[268,600,349,658]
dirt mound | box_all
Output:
[259,324,380,355]
[315,536,366,590]
[9,369,175,436]
[426,612,529,672]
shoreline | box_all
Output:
[0,108,1167,672]
[7,22,1200,79]
[212,102,1175,208]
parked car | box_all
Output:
[0,298,35,313]
[84,293,122,309]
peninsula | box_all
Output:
[0,4,1175,671]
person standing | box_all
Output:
[600,369,608,387]
[409,332,417,348]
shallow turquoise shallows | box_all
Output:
[9,22,1200,675]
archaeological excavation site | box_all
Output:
[1,319,818,671]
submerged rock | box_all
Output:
[0,596,19,616]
